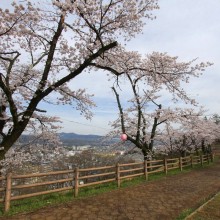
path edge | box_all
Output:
[185,191,220,220]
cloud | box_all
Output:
[59,0,220,134]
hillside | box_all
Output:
[59,132,105,147]
[19,133,117,147]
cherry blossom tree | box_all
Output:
[0,0,160,161]
[0,128,66,174]
[158,108,219,157]
[101,51,212,160]
[212,114,220,125]
[211,114,220,143]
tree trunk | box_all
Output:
[142,149,148,161]
[0,119,30,161]
[181,151,186,157]
[149,104,162,152]
[142,145,150,161]
[201,139,206,154]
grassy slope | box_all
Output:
[187,192,220,220]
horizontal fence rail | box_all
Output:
[0,154,214,212]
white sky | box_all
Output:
[52,0,220,135]
[2,0,220,135]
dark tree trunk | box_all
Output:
[201,139,206,154]
[149,104,162,152]
[181,150,186,157]
[0,119,29,161]
[142,148,148,161]
[207,144,212,154]
[0,42,117,162]
[0,105,6,136]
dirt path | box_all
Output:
[1,160,220,220]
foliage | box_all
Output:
[0,0,219,170]
[0,0,159,160]
[158,109,220,157]
[175,209,193,220]
[107,72,217,159]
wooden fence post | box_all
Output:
[5,172,12,212]
[116,163,120,187]
[74,167,79,197]
[179,157,182,171]
[190,156,193,168]
[144,160,148,181]
[164,158,167,175]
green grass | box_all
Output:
[0,191,74,216]
[0,159,217,217]
[191,192,220,220]
[176,208,194,220]
[175,191,220,220]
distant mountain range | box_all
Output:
[59,132,105,147]
[59,132,102,140]
[19,132,118,147]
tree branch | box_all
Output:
[112,86,125,133]
[42,41,118,98]
[89,63,123,76]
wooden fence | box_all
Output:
[0,154,213,212]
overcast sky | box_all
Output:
[2,0,220,135]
